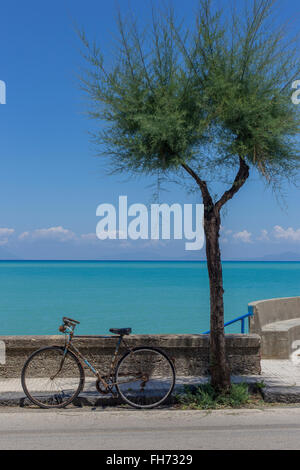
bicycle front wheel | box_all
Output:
[21,346,85,408]
[116,347,175,408]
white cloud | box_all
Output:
[273,225,300,242]
[257,229,269,241]
[19,226,76,242]
[81,233,97,241]
[220,227,232,236]
[0,228,15,245]
[0,228,14,237]
[233,230,252,244]
[96,230,127,240]
[18,228,132,245]
[19,231,30,240]
[80,232,101,244]
[220,227,233,243]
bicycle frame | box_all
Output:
[61,326,131,392]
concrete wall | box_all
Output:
[249,297,300,358]
[0,334,261,377]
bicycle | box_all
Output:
[21,317,176,409]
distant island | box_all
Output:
[251,252,300,262]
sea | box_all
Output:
[0,261,299,336]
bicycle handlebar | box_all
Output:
[59,317,80,334]
[63,317,80,325]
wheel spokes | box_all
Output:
[22,347,83,408]
[116,349,175,408]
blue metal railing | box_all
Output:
[202,306,254,334]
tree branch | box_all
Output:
[215,157,250,211]
[117,11,135,80]
[131,20,154,93]
[181,162,214,209]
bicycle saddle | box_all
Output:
[109,328,132,336]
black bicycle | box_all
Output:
[21,317,176,409]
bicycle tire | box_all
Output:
[115,346,175,409]
[21,346,85,409]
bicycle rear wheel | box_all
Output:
[21,346,85,408]
[115,347,175,408]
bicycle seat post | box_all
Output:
[109,335,123,372]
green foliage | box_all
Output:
[175,382,251,409]
[80,14,207,174]
[254,381,266,391]
[189,0,300,182]
[80,0,300,186]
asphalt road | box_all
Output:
[0,406,300,450]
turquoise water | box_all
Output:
[0,261,299,335]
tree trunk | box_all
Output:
[181,158,249,392]
[204,206,231,391]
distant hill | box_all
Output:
[258,252,300,261]
[220,251,300,262]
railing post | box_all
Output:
[202,309,253,335]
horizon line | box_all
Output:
[1,259,300,263]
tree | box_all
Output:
[80,0,300,391]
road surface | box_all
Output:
[0,406,300,450]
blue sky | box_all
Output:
[0,0,300,260]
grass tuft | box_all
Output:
[175,383,257,410]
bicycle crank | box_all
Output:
[96,378,117,397]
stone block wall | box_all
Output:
[0,334,261,377]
